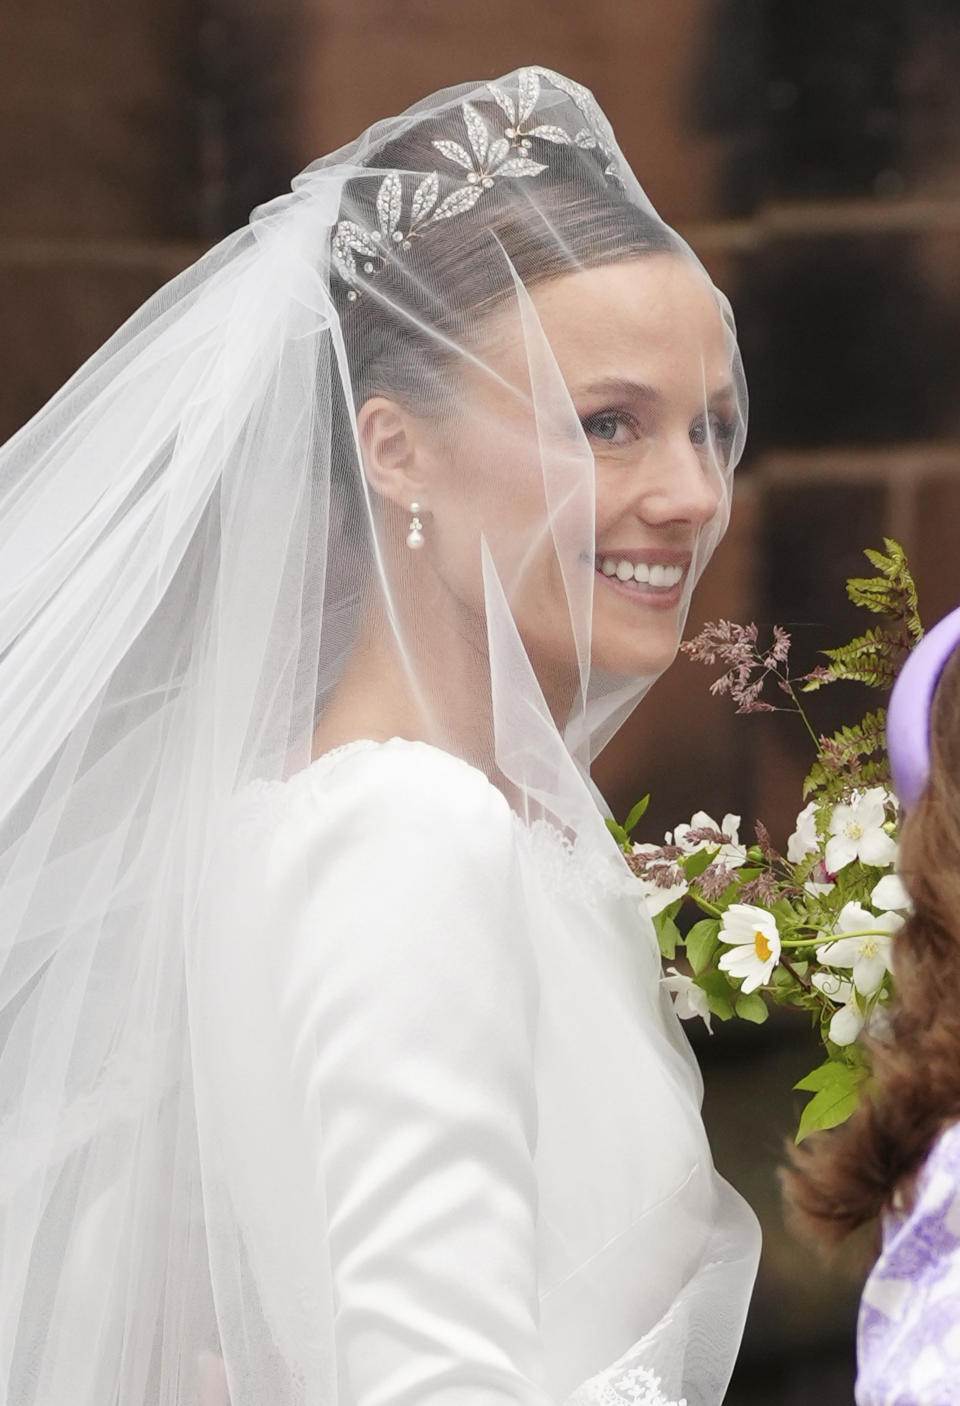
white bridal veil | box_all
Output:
[0,67,749,1405]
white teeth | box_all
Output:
[598,556,684,590]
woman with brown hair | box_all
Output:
[785,605,960,1403]
[0,67,759,1406]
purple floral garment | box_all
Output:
[857,1119,960,1404]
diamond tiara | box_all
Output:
[331,66,622,300]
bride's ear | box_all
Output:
[356,396,436,509]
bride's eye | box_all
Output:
[689,410,735,460]
[580,409,638,446]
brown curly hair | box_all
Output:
[782,643,960,1248]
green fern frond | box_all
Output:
[802,761,831,800]
[803,628,904,691]
[850,539,922,641]
[858,757,894,788]
[803,710,888,798]
[846,577,901,615]
[804,539,922,695]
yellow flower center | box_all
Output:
[754,930,772,962]
[860,938,877,957]
[846,821,863,839]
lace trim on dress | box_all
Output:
[219,739,387,844]
[517,816,638,904]
[222,738,640,908]
[566,1355,686,1406]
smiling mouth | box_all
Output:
[593,553,687,592]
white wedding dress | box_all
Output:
[192,739,760,1406]
[0,68,760,1406]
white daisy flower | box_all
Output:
[718,903,781,994]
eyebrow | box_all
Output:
[573,376,736,407]
[573,376,661,404]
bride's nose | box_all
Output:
[636,434,724,527]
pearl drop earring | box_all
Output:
[406,502,425,551]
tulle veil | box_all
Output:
[0,66,752,1404]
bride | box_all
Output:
[0,67,759,1406]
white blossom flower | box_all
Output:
[631,844,688,917]
[718,904,781,994]
[812,970,854,1003]
[669,811,747,869]
[817,900,901,996]
[871,872,912,914]
[829,1000,865,1046]
[662,967,712,1032]
[787,800,820,864]
[638,877,688,918]
[811,971,864,1045]
[825,787,898,873]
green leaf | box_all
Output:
[770,964,797,991]
[794,1060,869,1143]
[770,899,798,928]
[733,866,762,883]
[685,919,720,975]
[694,969,736,1021]
[794,1060,839,1093]
[734,990,769,1024]
[682,848,715,881]
[654,913,681,960]
[605,817,630,849]
[624,794,651,835]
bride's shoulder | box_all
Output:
[206,741,530,961]
[224,737,515,865]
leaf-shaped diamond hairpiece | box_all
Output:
[332,66,622,301]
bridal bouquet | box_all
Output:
[612,542,923,1141]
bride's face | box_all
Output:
[422,253,735,683]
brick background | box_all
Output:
[3,2,959,1399]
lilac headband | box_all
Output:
[887,603,960,810]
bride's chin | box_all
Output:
[590,626,681,680]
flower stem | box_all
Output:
[689,895,723,918]
[780,673,821,750]
[780,927,894,948]
[778,953,812,990]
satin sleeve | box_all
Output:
[271,744,550,1406]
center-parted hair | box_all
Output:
[329,95,678,410]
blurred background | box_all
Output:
[4,1,960,1399]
